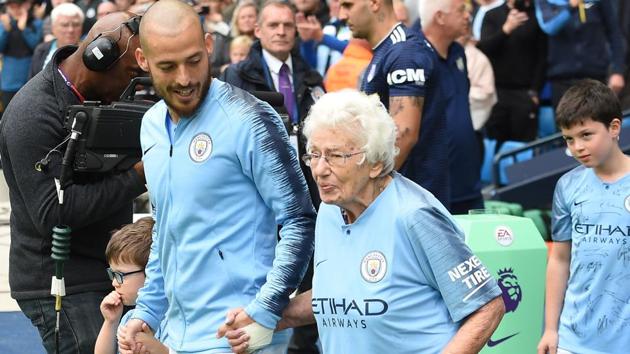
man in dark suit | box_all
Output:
[222,2,324,352]
[222,0,324,207]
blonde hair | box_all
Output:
[230,34,253,51]
[230,0,257,37]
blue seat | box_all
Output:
[538,105,556,138]
[497,141,534,185]
[480,138,497,184]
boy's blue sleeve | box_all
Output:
[551,175,572,242]
[406,207,501,323]
[384,42,433,98]
[535,0,572,35]
[236,103,316,329]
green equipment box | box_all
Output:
[454,213,547,354]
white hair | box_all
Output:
[303,90,399,177]
[418,0,451,26]
[51,3,85,24]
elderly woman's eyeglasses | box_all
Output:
[106,267,144,285]
[302,151,365,167]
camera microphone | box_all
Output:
[59,111,88,188]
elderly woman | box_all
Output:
[222,90,505,353]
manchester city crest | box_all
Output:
[189,133,213,163]
[625,195,630,213]
[360,251,387,283]
[456,57,465,72]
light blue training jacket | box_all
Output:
[132,79,316,353]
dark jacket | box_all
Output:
[210,31,231,79]
[221,40,324,122]
[221,40,324,207]
[478,4,547,92]
[28,40,54,79]
[536,0,625,80]
[0,46,146,300]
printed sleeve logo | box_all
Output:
[387,68,425,86]
[495,226,514,247]
[360,251,387,283]
[448,255,492,302]
[189,133,213,163]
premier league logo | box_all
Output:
[497,268,522,313]
[487,268,522,347]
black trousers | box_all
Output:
[485,88,539,149]
[551,77,606,109]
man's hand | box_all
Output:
[502,9,528,35]
[118,318,147,354]
[133,161,146,184]
[100,291,124,323]
[225,329,250,354]
[296,13,323,42]
[608,73,625,95]
[0,14,11,32]
[135,323,169,354]
[16,2,29,31]
[216,307,250,338]
[33,2,46,19]
[537,329,559,354]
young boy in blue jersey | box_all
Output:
[537,79,630,354]
[95,217,169,354]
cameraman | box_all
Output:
[0,12,146,354]
[477,0,547,148]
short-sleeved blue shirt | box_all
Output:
[312,172,501,354]
[438,42,482,203]
[552,166,630,354]
[361,24,450,208]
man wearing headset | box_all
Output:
[0,12,146,353]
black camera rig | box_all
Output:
[62,77,155,173]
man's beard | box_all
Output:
[159,76,212,118]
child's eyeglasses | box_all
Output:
[106,267,144,285]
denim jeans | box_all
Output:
[17,291,109,354]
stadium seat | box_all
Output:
[484,200,524,216]
[480,138,497,185]
[538,105,556,138]
[523,209,552,241]
[497,141,534,185]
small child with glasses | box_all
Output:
[95,217,169,354]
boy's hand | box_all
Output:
[100,291,123,322]
[136,323,169,354]
[537,329,559,354]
